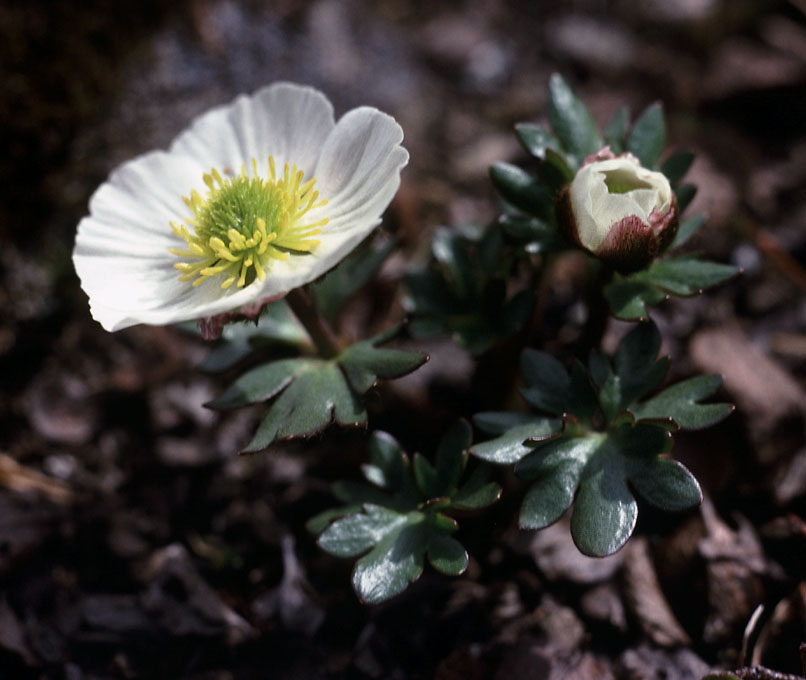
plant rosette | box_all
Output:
[73,82,408,337]
[560,147,678,273]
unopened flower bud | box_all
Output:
[560,148,678,273]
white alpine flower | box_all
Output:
[73,83,408,333]
[562,148,678,273]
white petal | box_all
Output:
[169,82,336,175]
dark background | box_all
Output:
[1,1,805,678]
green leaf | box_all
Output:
[515,123,559,160]
[199,300,309,372]
[633,256,739,296]
[661,150,695,186]
[338,325,428,394]
[432,419,472,496]
[605,256,738,320]
[350,517,428,604]
[207,358,318,409]
[604,279,667,321]
[630,374,734,430]
[242,361,366,452]
[519,349,570,415]
[513,421,689,557]
[675,184,697,214]
[591,321,676,426]
[628,102,665,168]
[318,505,413,558]
[311,234,397,323]
[490,163,555,223]
[432,228,477,300]
[627,457,702,511]
[604,106,629,153]
[497,214,567,254]
[517,435,599,529]
[471,415,561,464]
[539,149,574,193]
[427,532,468,575]
[548,73,604,164]
[451,464,502,509]
[670,214,706,250]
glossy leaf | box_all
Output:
[628,102,665,168]
[520,349,571,415]
[490,162,555,223]
[515,123,559,159]
[498,214,567,253]
[311,423,499,603]
[207,358,318,409]
[630,374,734,430]
[604,279,667,321]
[471,415,561,464]
[548,73,604,164]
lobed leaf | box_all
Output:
[471,414,561,464]
[630,374,734,430]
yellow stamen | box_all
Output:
[170,155,329,289]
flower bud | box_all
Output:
[560,148,678,273]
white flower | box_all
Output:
[73,83,408,332]
[562,149,678,272]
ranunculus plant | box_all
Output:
[75,76,740,606]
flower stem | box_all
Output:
[580,260,613,354]
[286,287,342,359]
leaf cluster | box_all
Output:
[472,320,733,556]
[308,420,501,603]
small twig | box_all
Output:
[286,287,342,359]
[740,605,765,667]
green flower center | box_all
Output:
[603,167,654,195]
[170,157,328,289]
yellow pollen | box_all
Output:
[170,156,328,289]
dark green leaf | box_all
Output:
[426,533,468,575]
[312,234,397,322]
[675,184,697,214]
[515,123,559,159]
[471,416,561,464]
[628,102,665,168]
[571,442,637,556]
[630,374,734,430]
[548,73,604,163]
[350,515,428,604]
[451,463,502,509]
[242,362,366,452]
[539,149,574,194]
[613,321,668,404]
[433,419,471,496]
[661,150,695,186]
[670,214,706,250]
[432,229,477,299]
[520,349,570,415]
[516,436,599,529]
[567,360,598,426]
[634,256,739,296]
[207,358,318,409]
[318,505,413,558]
[490,163,555,223]
[338,326,428,394]
[604,279,667,321]
[498,214,567,253]
[627,458,702,511]
[604,106,629,153]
